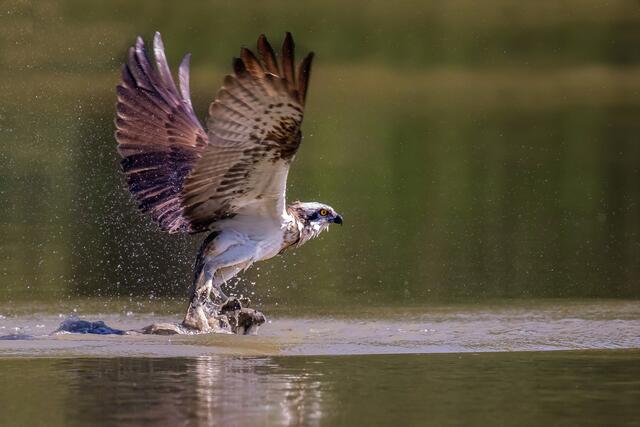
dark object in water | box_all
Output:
[55,318,126,335]
[0,333,34,340]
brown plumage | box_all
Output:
[115,32,314,234]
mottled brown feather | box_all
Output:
[182,32,314,230]
[115,32,314,234]
[257,34,280,75]
[240,48,264,78]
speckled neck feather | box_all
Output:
[284,205,330,250]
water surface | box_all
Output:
[2,0,639,304]
[2,2,640,425]
[1,350,638,427]
[1,299,638,357]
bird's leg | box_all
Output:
[183,262,233,331]
[182,242,264,333]
[182,269,213,331]
[212,272,229,304]
[203,277,228,315]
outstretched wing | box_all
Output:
[115,32,313,233]
[116,33,208,233]
[181,33,313,231]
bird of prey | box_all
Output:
[115,32,343,332]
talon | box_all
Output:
[220,297,242,313]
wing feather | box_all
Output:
[115,32,314,233]
[240,48,265,78]
[181,33,313,230]
[153,32,179,96]
[297,52,314,104]
[115,32,208,233]
[178,54,194,109]
[281,32,297,98]
[257,34,280,76]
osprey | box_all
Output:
[115,32,343,332]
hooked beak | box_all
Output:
[332,214,343,225]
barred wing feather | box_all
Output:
[115,32,313,233]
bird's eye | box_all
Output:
[319,209,328,216]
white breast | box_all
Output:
[216,212,286,263]
[254,230,286,261]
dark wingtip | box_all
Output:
[239,46,264,76]
[297,51,314,104]
[281,32,296,94]
[257,33,280,75]
[283,32,294,52]
[232,57,246,75]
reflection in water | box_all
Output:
[0,351,639,426]
[43,356,325,426]
[193,356,323,426]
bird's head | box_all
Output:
[287,201,343,244]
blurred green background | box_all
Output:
[1,0,639,307]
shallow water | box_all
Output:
[1,300,638,357]
[1,301,639,425]
[0,350,638,427]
